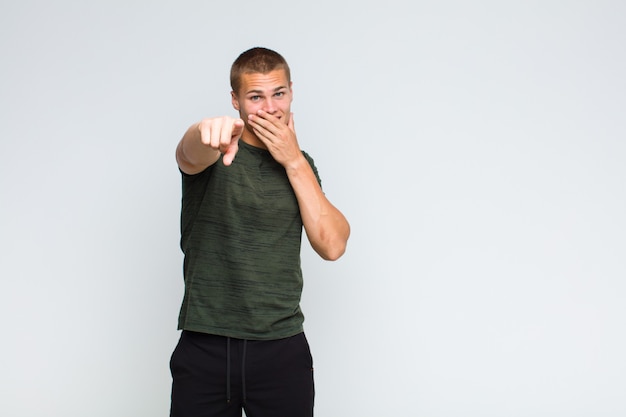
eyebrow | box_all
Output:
[246,86,288,95]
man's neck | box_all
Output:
[240,129,267,150]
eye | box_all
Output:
[250,95,261,101]
[274,91,285,98]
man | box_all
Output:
[170,47,350,417]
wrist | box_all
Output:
[284,153,308,175]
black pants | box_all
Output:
[170,331,315,417]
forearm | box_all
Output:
[286,155,350,261]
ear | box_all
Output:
[231,91,240,111]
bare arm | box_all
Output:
[176,116,244,175]
[285,154,350,260]
[248,110,350,260]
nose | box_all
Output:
[262,98,277,114]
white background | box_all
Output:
[1,1,625,416]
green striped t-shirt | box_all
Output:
[177,140,321,340]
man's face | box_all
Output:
[231,69,293,132]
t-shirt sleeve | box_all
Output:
[301,150,322,189]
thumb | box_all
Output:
[288,112,295,132]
